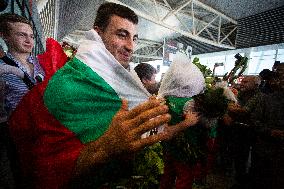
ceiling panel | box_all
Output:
[55,0,284,62]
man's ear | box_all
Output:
[94,26,102,35]
[0,32,7,42]
[94,26,99,32]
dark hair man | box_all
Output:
[134,63,158,94]
[94,2,138,69]
[9,3,199,188]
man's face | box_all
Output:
[3,22,34,54]
[143,74,158,94]
[279,76,284,89]
[276,67,284,89]
[239,77,258,91]
[96,15,138,68]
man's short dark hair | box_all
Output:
[0,13,32,35]
[259,69,275,80]
[94,2,138,31]
[134,63,157,81]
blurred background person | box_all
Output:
[226,75,261,189]
[134,63,159,95]
[258,69,275,94]
[249,63,284,189]
[0,13,45,188]
[0,13,45,117]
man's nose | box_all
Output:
[124,38,135,52]
[25,36,34,44]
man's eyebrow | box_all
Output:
[117,28,138,39]
[16,31,32,35]
[116,28,129,34]
[134,34,138,39]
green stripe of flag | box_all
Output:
[44,57,121,143]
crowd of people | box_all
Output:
[0,3,198,189]
[0,2,283,189]
[221,64,284,189]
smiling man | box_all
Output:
[0,13,45,189]
[0,13,45,117]
[95,16,138,68]
[9,3,199,188]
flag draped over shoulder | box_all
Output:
[9,30,150,188]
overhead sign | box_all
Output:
[163,38,192,66]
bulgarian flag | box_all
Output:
[9,31,150,188]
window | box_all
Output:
[277,49,284,62]
[248,50,276,74]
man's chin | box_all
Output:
[20,49,33,54]
[118,60,130,69]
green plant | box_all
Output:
[194,87,229,118]
[223,53,248,83]
[192,57,212,77]
[110,143,164,189]
[131,143,164,189]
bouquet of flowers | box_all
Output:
[158,53,235,163]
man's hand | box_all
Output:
[101,98,199,154]
[222,113,233,126]
[99,98,171,155]
[75,98,199,175]
[227,102,242,112]
[271,129,284,138]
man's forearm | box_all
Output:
[74,135,111,177]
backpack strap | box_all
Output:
[0,55,35,89]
